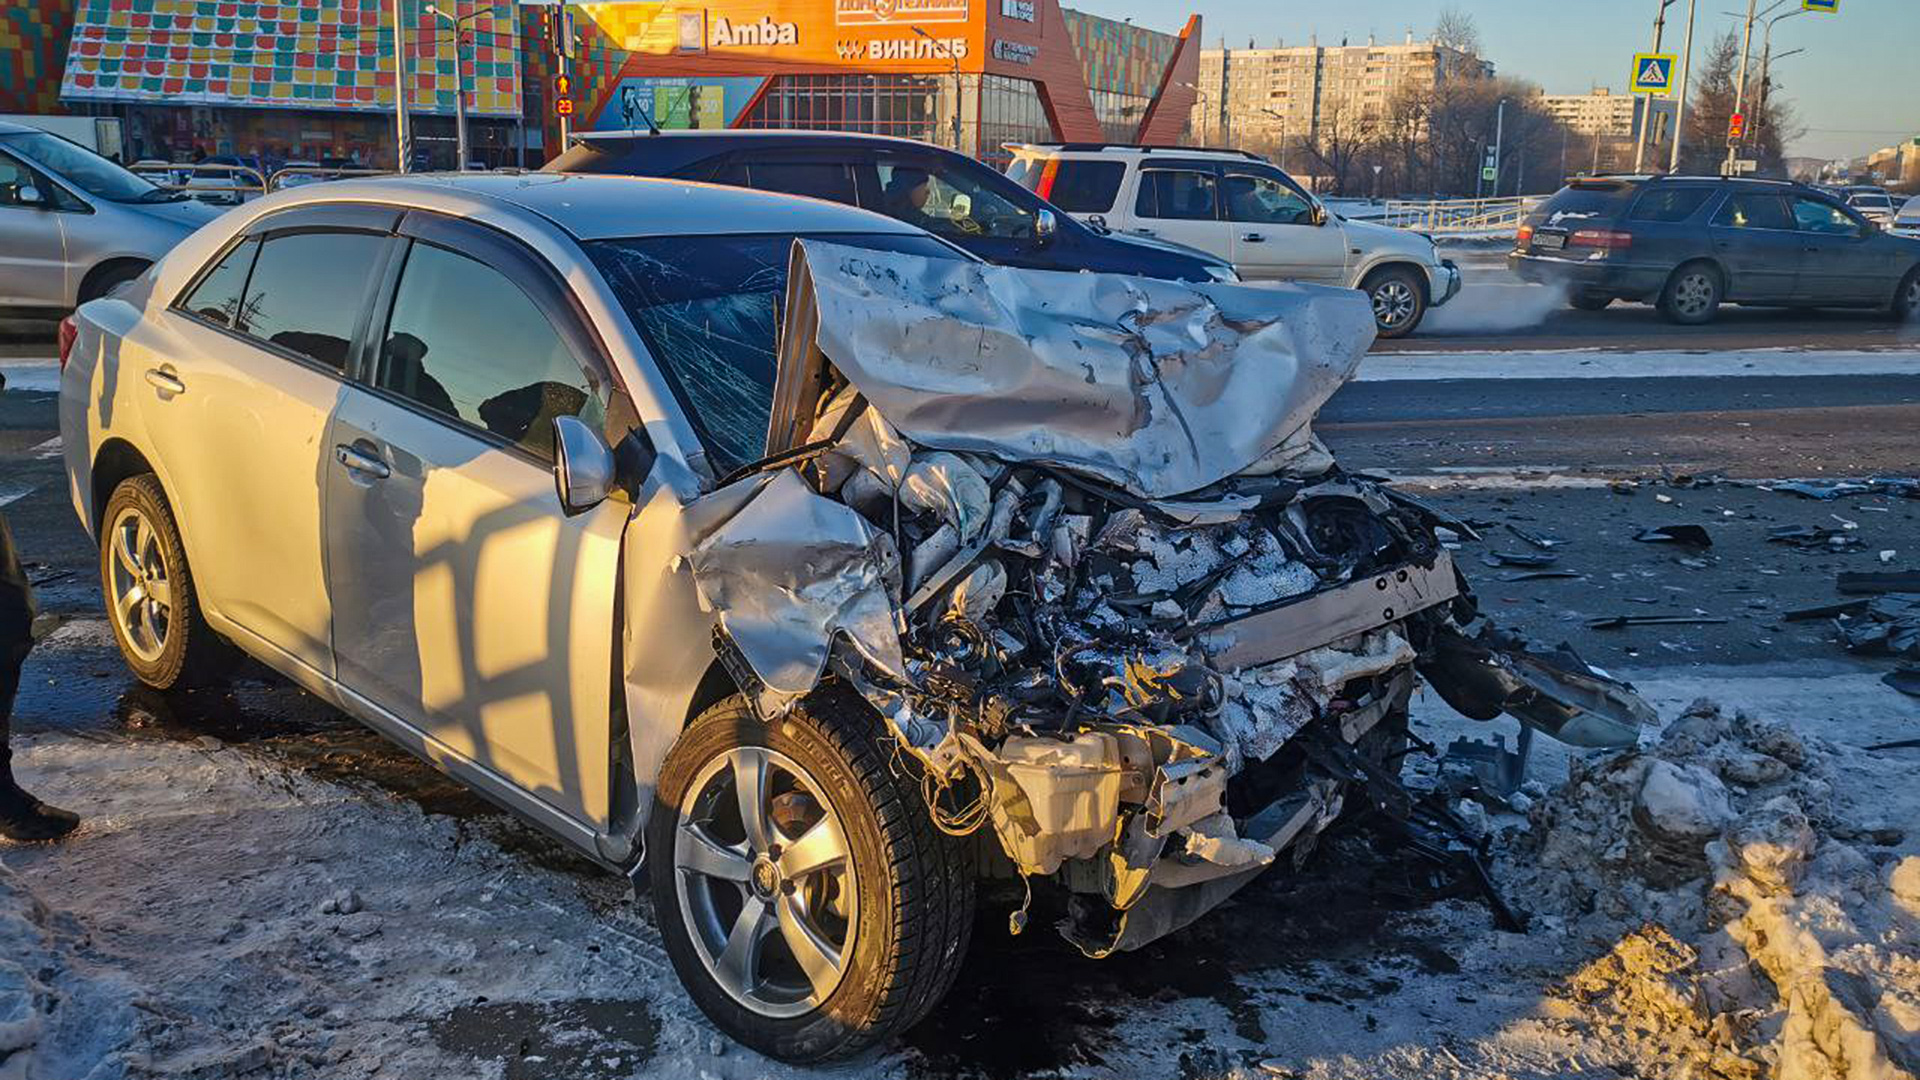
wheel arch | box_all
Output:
[76,257,153,306]
[1358,259,1432,303]
[90,437,157,534]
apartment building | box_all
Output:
[1538,88,1640,138]
[1190,33,1493,146]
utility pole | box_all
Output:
[557,5,573,154]
[1491,98,1507,197]
[1633,0,1675,173]
[1726,0,1760,175]
[910,26,964,152]
[390,0,410,172]
[425,3,474,170]
[1670,0,1698,172]
[1752,9,1807,163]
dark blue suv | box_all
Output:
[1510,176,1920,324]
[545,130,1238,284]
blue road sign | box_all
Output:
[1632,53,1677,95]
[1802,0,1838,12]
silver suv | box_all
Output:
[1008,143,1461,337]
[0,119,220,314]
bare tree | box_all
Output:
[1297,97,1377,195]
[1433,5,1482,56]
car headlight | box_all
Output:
[1204,263,1241,283]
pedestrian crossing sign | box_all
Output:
[1631,53,1677,95]
[1802,0,1838,12]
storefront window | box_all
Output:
[738,74,948,146]
[1089,89,1152,144]
[973,75,1052,167]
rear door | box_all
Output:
[1221,164,1346,283]
[1707,191,1801,302]
[321,213,628,830]
[1128,164,1230,261]
[0,150,72,307]
[726,151,863,210]
[1791,195,1886,303]
[150,211,394,675]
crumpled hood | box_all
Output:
[770,240,1376,500]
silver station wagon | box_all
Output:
[60,172,1649,1062]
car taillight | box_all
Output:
[1034,158,1060,201]
[1516,224,1534,245]
[57,316,78,370]
[1569,229,1633,249]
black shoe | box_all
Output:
[0,788,80,842]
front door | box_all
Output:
[1222,166,1348,284]
[1128,166,1231,262]
[867,154,1044,267]
[1707,191,1801,303]
[0,151,70,307]
[1790,196,1884,304]
[323,225,628,829]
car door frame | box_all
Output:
[1124,159,1232,261]
[0,147,85,308]
[1789,194,1885,304]
[1219,162,1347,284]
[1704,188,1802,303]
[320,208,641,856]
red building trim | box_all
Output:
[1135,14,1201,144]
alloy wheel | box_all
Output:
[1372,279,1418,329]
[1673,273,1715,317]
[107,505,173,665]
[673,745,856,1018]
[1903,277,1920,318]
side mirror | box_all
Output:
[1035,208,1058,242]
[17,184,45,207]
[552,415,617,514]
[1309,203,1329,227]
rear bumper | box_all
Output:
[1508,251,1669,299]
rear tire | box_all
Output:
[98,474,236,689]
[648,689,974,1062]
[1364,266,1428,339]
[1568,291,1612,311]
[1657,262,1722,325]
[1889,268,1920,322]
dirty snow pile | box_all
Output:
[0,856,137,1080]
[1497,699,1920,1080]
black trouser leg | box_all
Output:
[1,509,77,840]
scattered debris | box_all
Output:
[1766,524,1865,552]
[1762,476,1919,501]
[1482,551,1560,568]
[1781,598,1871,622]
[1838,571,1920,595]
[1882,667,1920,697]
[1588,615,1729,629]
[1504,524,1568,550]
[1834,594,1920,658]
[1497,569,1582,582]
[1633,524,1713,549]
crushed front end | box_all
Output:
[678,241,1654,956]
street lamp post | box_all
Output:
[390,0,410,172]
[1258,107,1287,171]
[425,3,478,171]
[1670,0,1698,173]
[1633,0,1678,174]
[910,26,964,153]
[1491,98,1507,197]
[1754,45,1804,147]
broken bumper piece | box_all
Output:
[679,240,1656,956]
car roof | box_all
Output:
[579,128,940,151]
[1010,142,1268,162]
[262,171,925,241]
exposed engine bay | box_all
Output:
[676,241,1656,956]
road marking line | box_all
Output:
[32,436,61,459]
[0,485,34,508]
[1359,348,1920,382]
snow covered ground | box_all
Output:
[4,616,1916,1080]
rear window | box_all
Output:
[1627,186,1715,223]
[1537,183,1637,227]
[1013,158,1126,213]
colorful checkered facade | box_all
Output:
[58,0,522,116]
[1062,8,1175,98]
[0,0,78,114]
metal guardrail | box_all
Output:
[132,163,394,204]
[1375,196,1543,234]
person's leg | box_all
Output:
[1,510,79,841]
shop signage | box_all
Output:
[1000,0,1035,21]
[991,39,1037,64]
[709,15,800,47]
[839,35,969,60]
[834,0,969,26]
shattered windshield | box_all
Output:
[585,231,964,472]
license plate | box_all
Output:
[1534,232,1565,251]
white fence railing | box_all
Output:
[1373,196,1544,234]
[131,163,396,205]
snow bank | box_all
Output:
[1504,700,1920,1079]
[0,857,137,1080]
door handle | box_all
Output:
[1241,232,1266,242]
[334,443,391,480]
[1131,227,1157,237]
[143,367,185,395]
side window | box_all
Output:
[0,153,34,207]
[377,241,609,461]
[1792,197,1858,236]
[1711,193,1793,231]
[874,160,1036,239]
[1629,187,1715,223]
[1223,170,1311,225]
[1136,170,1218,222]
[179,237,260,328]
[1043,160,1126,214]
[743,161,858,206]
[240,231,386,370]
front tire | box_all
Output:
[1889,267,1920,321]
[1658,262,1722,325]
[1364,266,1428,339]
[648,690,974,1062]
[98,474,235,689]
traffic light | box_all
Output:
[553,74,574,118]
[1728,112,1746,141]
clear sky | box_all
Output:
[1103,0,1916,162]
